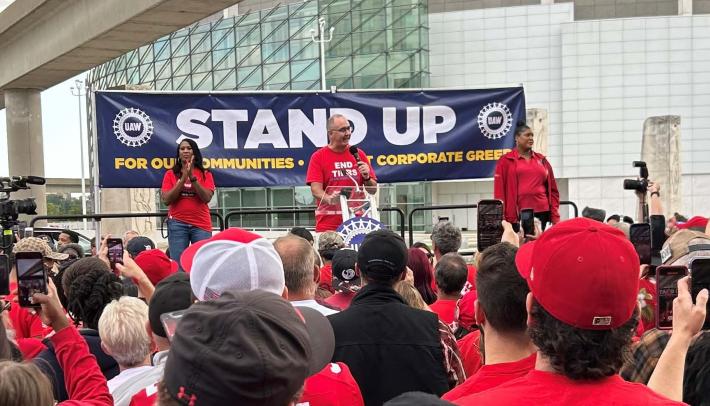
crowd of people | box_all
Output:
[0,115,708,405]
[0,195,708,405]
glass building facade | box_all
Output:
[91,0,431,231]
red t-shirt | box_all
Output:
[306,146,376,232]
[457,329,483,377]
[515,154,549,213]
[7,281,52,340]
[299,362,364,406]
[429,298,458,325]
[319,264,334,293]
[325,291,356,310]
[161,168,215,232]
[443,353,536,402]
[453,370,684,406]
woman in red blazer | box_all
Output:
[493,123,560,231]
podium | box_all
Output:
[316,185,383,224]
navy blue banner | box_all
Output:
[95,88,525,188]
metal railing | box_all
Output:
[408,204,478,246]
[560,200,579,218]
[30,212,225,231]
[224,206,406,239]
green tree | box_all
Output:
[46,194,83,216]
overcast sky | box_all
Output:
[0,72,89,179]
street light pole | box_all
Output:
[310,17,334,91]
[70,80,87,229]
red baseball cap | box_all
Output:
[677,216,708,231]
[515,217,640,330]
[134,249,178,286]
[299,362,363,406]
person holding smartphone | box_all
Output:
[494,123,560,231]
[161,139,215,264]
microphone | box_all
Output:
[349,146,361,163]
[18,176,46,185]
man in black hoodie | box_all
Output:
[328,230,450,405]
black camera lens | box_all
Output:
[14,199,37,215]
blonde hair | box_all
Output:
[394,281,429,310]
[0,361,54,406]
[98,296,151,368]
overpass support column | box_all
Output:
[4,89,47,219]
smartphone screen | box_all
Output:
[630,223,652,265]
[0,254,9,295]
[160,309,187,342]
[520,208,534,236]
[16,252,46,308]
[477,199,504,253]
[690,257,710,330]
[655,265,688,330]
[107,238,124,267]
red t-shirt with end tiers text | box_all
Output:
[306,146,376,232]
[161,168,215,232]
[443,353,536,402]
[452,370,684,406]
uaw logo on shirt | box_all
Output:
[477,102,513,140]
[113,107,154,147]
[336,217,386,251]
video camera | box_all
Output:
[623,161,649,193]
[0,176,45,225]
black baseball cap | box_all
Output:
[164,289,334,405]
[332,249,360,291]
[126,236,156,258]
[148,272,193,338]
[357,230,408,277]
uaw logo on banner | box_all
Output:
[477,102,513,140]
[337,217,386,251]
[113,108,154,147]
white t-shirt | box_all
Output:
[291,299,339,316]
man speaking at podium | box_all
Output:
[307,114,377,232]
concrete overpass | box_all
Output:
[0,0,241,215]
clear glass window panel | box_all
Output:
[139,64,154,82]
[290,80,318,90]
[262,42,289,64]
[331,77,353,89]
[155,78,171,90]
[291,39,318,60]
[327,34,352,57]
[193,72,213,90]
[353,54,379,73]
[172,56,190,76]
[172,37,189,57]
[323,0,351,14]
[327,56,352,78]
[240,12,260,25]
[155,59,172,79]
[192,53,213,73]
[290,17,317,39]
[263,62,289,84]
[262,21,289,43]
[237,66,262,88]
[327,13,352,34]
[190,32,211,53]
[264,5,288,22]
[291,1,317,17]
[242,188,267,207]
[237,45,261,66]
[391,6,418,29]
[193,22,210,34]
[291,59,319,81]
[126,50,139,67]
[215,18,236,30]
[212,29,235,51]
[236,25,260,46]
[154,40,170,61]
[392,29,420,51]
[263,82,289,90]
[353,11,386,32]
[213,69,236,90]
[213,49,236,70]
[138,45,153,63]
[127,67,140,84]
[389,52,415,74]
[116,56,127,71]
[270,188,295,207]
[174,75,190,90]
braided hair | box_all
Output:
[62,258,123,330]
